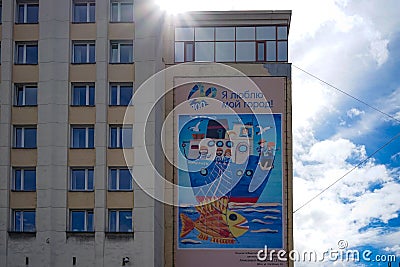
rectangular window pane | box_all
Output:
[215,42,235,62]
[74,44,86,63]
[16,87,24,106]
[89,3,95,22]
[122,127,132,148]
[87,211,94,231]
[111,3,118,22]
[89,44,95,63]
[216,27,235,41]
[257,42,265,61]
[15,211,22,231]
[14,170,22,191]
[17,45,24,63]
[175,42,184,62]
[87,169,94,190]
[119,211,132,232]
[256,26,276,40]
[266,41,276,61]
[110,43,118,63]
[120,44,133,63]
[277,41,288,61]
[110,85,118,105]
[15,128,23,147]
[71,211,85,231]
[109,211,117,231]
[72,128,86,148]
[236,42,255,61]
[73,86,86,105]
[236,27,255,40]
[24,128,37,148]
[23,211,36,232]
[26,45,38,64]
[175,27,194,41]
[120,86,132,106]
[110,127,118,148]
[23,170,36,191]
[109,169,117,190]
[72,169,86,190]
[18,5,24,23]
[73,3,87,22]
[119,169,132,190]
[120,3,133,22]
[195,27,214,41]
[26,4,39,23]
[277,26,288,40]
[88,127,94,148]
[25,87,37,106]
[195,42,214,62]
[184,42,194,62]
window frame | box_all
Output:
[69,209,94,232]
[12,210,36,232]
[71,83,95,106]
[109,83,133,106]
[70,167,94,191]
[109,125,133,149]
[13,126,37,148]
[108,209,133,232]
[12,167,36,192]
[16,1,39,24]
[108,167,133,191]
[72,0,95,23]
[110,0,134,23]
[109,40,134,64]
[70,125,95,149]
[14,83,38,106]
[72,41,96,64]
[15,42,38,65]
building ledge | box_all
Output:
[105,231,134,240]
[8,231,36,238]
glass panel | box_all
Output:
[24,128,37,148]
[73,86,86,105]
[72,169,85,190]
[18,5,24,23]
[120,86,133,106]
[73,3,87,22]
[74,44,86,63]
[88,127,94,148]
[120,44,133,63]
[195,42,214,62]
[256,26,276,40]
[26,45,38,64]
[215,42,235,62]
[23,211,36,232]
[110,85,118,105]
[111,3,118,22]
[25,86,37,106]
[89,3,95,22]
[257,42,265,61]
[71,211,85,231]
[119,169,132,190]
[109,169,117,190]
[278,41,288,61]
[110,43,118,63]
[109,211,117,231]
[26,4,39,23]
[175,27,194,41]
[216,27,235,41]
[72,128,86,148]
[119,211,132,232]
[89,44,95,63]
[15,128,23,147]
[175,42,184,62]
[16,86,24,106]
[266,41,276,61]
[17,45,24,63]
[88,86,95,106]
[236,27,255,40]
[185,42,194,62]
[120,3,133,22]
[15,211,22,231]
[110,127,118,148]
[277,26,288,40]
[23,170,36,191]
[14,170,22,191]
[195,27,214,41]
[236,42,255,61]
[87,211,94,231]
[122,127,132,148]
[87,169,94,190]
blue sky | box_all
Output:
[157,0,400,265]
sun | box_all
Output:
[155,0,193,15]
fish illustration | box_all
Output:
[180,197,249,244]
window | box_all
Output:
[12,210,36,232]
[70,168,94,191]
[109,125,132,148]
[73,42,95,63]
[174,26,288,63]
[16,1,38,24]
[108,210,132,232]
[15,84,37,106]
[110,0,133,22]
[15,42,38,64]
[72,84,95,106]
[108,168,132,191]
[14,126,37,148]
[73,0,95,23]
[71,126,94,148]
[13,168,36,191]
[109,83,133,106]
[70,210,94,232]
[110,41,133,63]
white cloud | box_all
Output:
[347,108,365,118]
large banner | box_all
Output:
[174,76,287,266]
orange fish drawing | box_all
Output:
[180,197,249,244]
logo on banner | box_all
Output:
[187,83,217,111]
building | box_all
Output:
[0,1,292,266]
